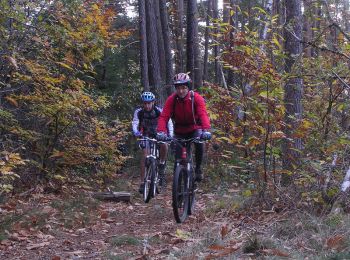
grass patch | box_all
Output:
[105,252,133,260]
[50,194,100,229]
[109,235,140,246]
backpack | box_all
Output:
[172,90,197,125]
[137,106,161,123]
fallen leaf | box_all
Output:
[208,244,226,251]
[259,248,289,257]
[100,211,108,219]
[51,256,61,260]
[221,225,229,240]
[26,241,50,250]
[326,235,345,250]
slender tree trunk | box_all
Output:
[154,0,166,82]
[227,0,238,87]
[223,0,230,23]
[344,0,350,33]
[302,0,313,57]
[175,0,184,73]
[187,0,202,89]
[159,0,174,97]
[312,2,321,57]
[212,0,220,85]
[146,0,161,94]
[139,0,149,90]
[260,0,273,41]
[203,0,212,82]
[282,0,303,185]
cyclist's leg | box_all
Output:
[193,130,205,181]
[138,149,147,192]
[158,143,168,186]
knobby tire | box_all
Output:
[172,165,189,223]
[144,159,156,203]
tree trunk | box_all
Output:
[139,0,149,90]
[227,0,238,87]
[344,0,350,33]
[213,0,220,85]
[146,0,161,94]
[154,0,166,82]
[159,0,174,98]
[302,0,313,58]
[186,0,202,89]
[282,0,303,186]
[203,0,212,82]
[175,0,185,73]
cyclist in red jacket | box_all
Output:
[157,73,211,182]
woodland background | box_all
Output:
[1,0,350,258]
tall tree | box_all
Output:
[159,0,174,96]
[203,0,212,82]
[139,0,149,90]
[282,0,303,185]
[175,0,185,73]
[187,0,202,89]
[213,0,220,84]
[227,0,238,87]
[154,0,166,81]
[145,0,161,94]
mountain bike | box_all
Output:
[170,137,205,223]
[138,137,166,203]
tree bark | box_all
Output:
[203,0,212,82]
[138,0,149,90]
[227,0,238,87]
[282,0,303,185]
[175,0,185,73]
[146,0,161,94]
[186,0,202,89]
[154,0,166,82]
[213,0,220,85]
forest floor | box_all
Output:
[0,165,349,259]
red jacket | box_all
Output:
[157,91,211,134]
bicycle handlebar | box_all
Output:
[137,136,169,144]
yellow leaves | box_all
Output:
[248,136,261,147]
[0,152,25,192]
[175,229,191,240]
[294,119,313,138]
[4,96,18,107]
[56,62,74,71]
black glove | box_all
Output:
[201,131,212,141]
[156,132,168,141]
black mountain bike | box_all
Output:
[138,137,166,203]
[170,137,205,223]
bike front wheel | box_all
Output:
[172,165,189,223]
[144,158,156,203]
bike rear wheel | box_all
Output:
[172,165,189,223]
[143,159,156,203]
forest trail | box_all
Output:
[1,171,257,259]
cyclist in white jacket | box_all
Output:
[132,92,173,193]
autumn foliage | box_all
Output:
[0,1,129,192]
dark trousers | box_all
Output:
[174,130,203,170]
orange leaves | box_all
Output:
[326,235,346,251]
[4,96,19,107]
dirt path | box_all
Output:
[0,174,234,260]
